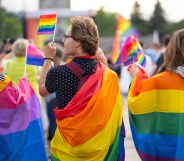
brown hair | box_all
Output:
[158,29,184,73]
[70,16,99,56]
[12,38,29,57]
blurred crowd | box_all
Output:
[0,32,172,146]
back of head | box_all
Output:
[12,38,29,57]
[70,16,99,56]
[162,34,171,47]
[158,29,184,73]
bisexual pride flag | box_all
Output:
[0,74,47,161]
[50,63,125,161]
[128,69,184,161]
[26,44,45,66]
[37,14,57,35]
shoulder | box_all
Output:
[141,71,183,91]
[0,73,11,91]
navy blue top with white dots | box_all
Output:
[45,57,97,109]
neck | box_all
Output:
[75,47,88,57]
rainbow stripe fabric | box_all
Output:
[115,35,146,67]
[37,14,57,35]
[128,70,184,161]
[26,44,45,66]
[0,74,47,161]
[50,63,125,161]
[111,15,139,63]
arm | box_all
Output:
[95,48,108,66]
[39,42,56,97]
[128,64,148,97]
[128,64,139,78]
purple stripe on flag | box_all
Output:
[137,150,184,161]
[27,54,44,59]
[0,93,41,135]
[37,31,54,35]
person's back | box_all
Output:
[127,29,184,161]
[39,16,125,161]
[4,39,40,102]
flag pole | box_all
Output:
[52,14,58,43]
[23,45,29,77]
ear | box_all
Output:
[75,41,81,48]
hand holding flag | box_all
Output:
[115,35,146,67]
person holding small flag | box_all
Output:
[3,38,42,103]
[39,16,125,161]
[127,29,184,161]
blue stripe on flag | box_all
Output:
[131,125,184,160]
[0,118,47,161]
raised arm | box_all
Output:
[39,42,56,97]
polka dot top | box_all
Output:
[45,57,98,109]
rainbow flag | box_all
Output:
[37,14,57,35]
[0,74,47,161]
[111,15,139,63]
[128,69,184,161]
[115,35,146,67]
[26,44,45,66]
[50,63,125,161]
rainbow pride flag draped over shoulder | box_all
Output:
[128,69,184,161]
[51,63,125,161]
[0,74,47,161]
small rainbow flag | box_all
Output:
[111,15,139,63]
[115,35,146,67]
[37,14,57,35]
[26,44,45,66]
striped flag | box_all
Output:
[128,69,184,161]
[37,14,57,35]
[115,35,146,67]
[50,63,125,161]
[26,44,45,66]
[111,15,139,64]
[0,74,47,161]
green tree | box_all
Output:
[94,7,117,37]
[130,0,149,35]
[131,0,143,24]
[149,0,167,31]
[0,7,22,40]
[0,7,7,39]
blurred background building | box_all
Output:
[39,0,70,9]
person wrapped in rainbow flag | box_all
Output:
[127,29,184,161]
[0,73,47,161]
[39,16,125,161]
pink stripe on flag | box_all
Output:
[0,78,35,108]
[27,45,44,59]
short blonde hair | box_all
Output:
[12,38,29,57]
[70,16,99,56]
